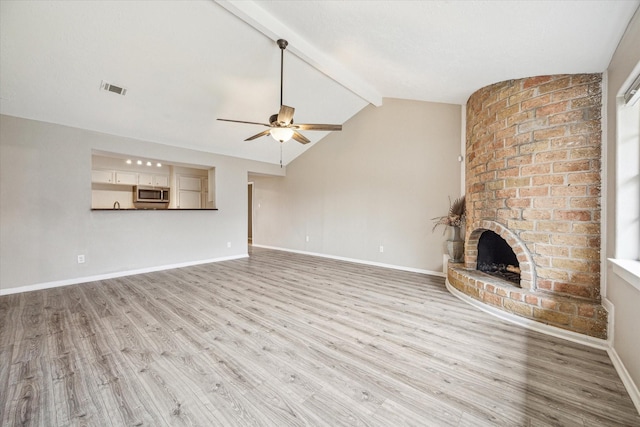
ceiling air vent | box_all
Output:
[100,80,127,96]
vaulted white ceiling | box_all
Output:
[1,1,638,165]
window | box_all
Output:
[611,67,640,292]
[616,71,640,261]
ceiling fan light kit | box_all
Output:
[270,127,294,143]
[217,38,343,151]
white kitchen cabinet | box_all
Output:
[91,170,113,184]
[115,171,137,185]
[138,173,153,186]
[93,169,138,185]
[92,170,114,184]
[178,176,202,192]
[178,190,201,209]
[201,179,211,208]
[137,174,168,187]
[154,175,169,187]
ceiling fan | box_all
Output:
[217,39,342,146]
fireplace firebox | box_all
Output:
[476,230,520,286]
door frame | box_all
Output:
[248,181,254,244]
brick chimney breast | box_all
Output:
[448,74,606,339]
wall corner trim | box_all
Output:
[448,279,640,415]
[0,254,249,296]
[445,279,609,350]
[251,244,446,278]
[608,344,640,415]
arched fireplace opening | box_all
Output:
[477,230,521,286]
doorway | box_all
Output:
[248,182,253,244]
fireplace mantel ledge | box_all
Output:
[445,279,609,350]
[609,259,640,293]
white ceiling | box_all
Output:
[1,1,638,165]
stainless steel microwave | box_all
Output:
[133,186,170,203]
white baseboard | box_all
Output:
[252,244,446,278]
[253,246,640,413]
[0,254,249,296]
[608,345,640,414]
[445,279,609,350]
[602,297,615,346]
[602,297,640,415]
[4,247,637,415]
[447,280,640,415]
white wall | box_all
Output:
[0,114,284,292]
[251,98,462,274]
[604,7,640,408]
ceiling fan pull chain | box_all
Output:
[280,143,283,168]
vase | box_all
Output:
[447,226,464,263]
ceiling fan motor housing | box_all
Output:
[277,39,288,50]
[269,113,293,126]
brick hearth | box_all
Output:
[448,74,607,339]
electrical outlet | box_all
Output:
[77,255,85,264]
[227,242,231,248]
[306,235,310,242]
[379,246,384,253]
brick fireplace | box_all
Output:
[447,74,607,339]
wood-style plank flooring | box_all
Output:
[1,247,638,426]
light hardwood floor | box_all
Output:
[1,247,639,426]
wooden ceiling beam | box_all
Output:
[215,0,383,107]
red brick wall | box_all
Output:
[454,74,606,338]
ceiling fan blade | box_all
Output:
[293,123,342,131]
[245,129,272,141]
[217,118,270,127]
[277,105,295,125]
[291,131,310,145]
